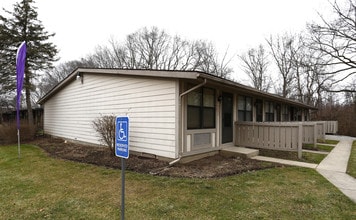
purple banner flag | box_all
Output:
[16,41,26,129]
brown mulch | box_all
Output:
[31,136,281,178]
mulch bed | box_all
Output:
[31,136,281,178]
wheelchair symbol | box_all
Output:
[117,121,127,141]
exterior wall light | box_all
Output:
[76,72,83,84]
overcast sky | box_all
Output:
[2,0,331,80]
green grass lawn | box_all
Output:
[302,151,327,164]
[1,145,356,219]
[347,140,356,178]
[303,143,335,152]
[318,139,340,145]
[259,149,327,164]
[301,139,340,164]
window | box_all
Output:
[276,104,281,122]
[297,109,302,121]
[282,105,289,121]
[265,101,274,122]
[290,107,301,121]
[304,109,309,121]
[187,87,215,129]
[238,96,252,121]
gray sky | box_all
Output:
[2,0,330,80]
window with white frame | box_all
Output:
[187,87,215,129]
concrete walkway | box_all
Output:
[252,155,318,169]
[316,135,356,203]
[251,135,356,203]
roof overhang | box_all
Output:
[38,68,317,110]
[197,73,317,110]
[37,68,200,104]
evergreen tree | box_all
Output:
[0,0,58,131]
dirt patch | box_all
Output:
[32,136,281,178]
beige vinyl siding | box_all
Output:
[43,73,178,158]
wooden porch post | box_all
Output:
[313,123,317,149]
[298,123,303,159]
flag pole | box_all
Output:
[16,41,26,159]
[17,129,21,159]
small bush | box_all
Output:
[92,115,115,155]
[0,122,36,144]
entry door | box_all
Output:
[256,99,263,122]
[222,93,233,144]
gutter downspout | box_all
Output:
[169,78,207,166]
[179,78,207,98]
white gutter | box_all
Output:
[179,78,207,98]
[170,78,207,166]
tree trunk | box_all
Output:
[0,108,2,124]
[25,70,34,137]
[25,88,34,126]
[283,77,288,98]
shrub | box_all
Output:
[92,115,116,155]
[0,122,36,144]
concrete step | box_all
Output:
[221,146,259,158]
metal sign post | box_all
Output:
[115,116,129,220]
[121,157,125,220]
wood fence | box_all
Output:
[315,121,338,134]
[234,121,333,159]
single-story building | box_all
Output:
[38,68,317,160]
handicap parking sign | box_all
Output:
[115,116,129,158]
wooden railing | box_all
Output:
[234,121,332,159]
[303,121,326,143]
[314,121,338,134]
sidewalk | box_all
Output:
[316,135,356,203]
[252,155,318,169]
[252,135,356,203]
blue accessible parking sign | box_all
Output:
[115,116,129,158]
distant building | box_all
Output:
[1,108,43,127]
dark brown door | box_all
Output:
[256,99,263,122]
[222,93,233,143]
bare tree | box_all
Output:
[288,35,325,105]
[124,27,171,69]
[189,40,233,78]
[85,27,233,78]
[344,77,356,104]
[36,27,234,105]
[267,33,334,105]
[239,44,271,92]
[165,36,192,70]
[288,34,306,102]
[308,0,356,93]
[266,34,295,98]
[86,45,118,68]
[35,59,94,102]
[107,37,129,68]
[295,45,333,106]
